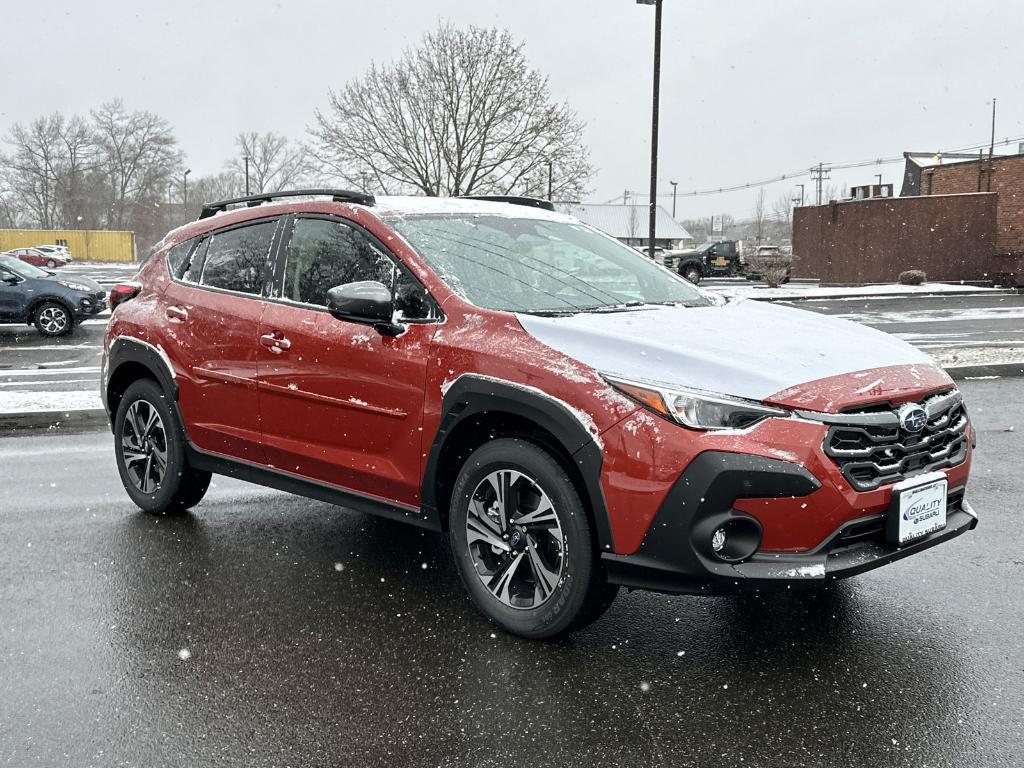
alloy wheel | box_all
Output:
[38,306,68,334]
[121,400,168,494]
[465,469,566,610]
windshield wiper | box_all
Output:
[519,308,579,317]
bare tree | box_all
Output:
[752,188,767,244]
[309,24,593,199]
[3,114,66,228]
[92,100,181,229]
[229,132,308,194]
[189,171,243,206]
[626,204,641,241]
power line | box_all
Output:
[607,133,1024,202]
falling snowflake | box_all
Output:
[178,648,191,661]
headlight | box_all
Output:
[603,374,789,431]
[58,280,92,292]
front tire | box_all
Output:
[33,301,73,337]
[449,438,611,639]
[114,378,211,514]
[47,259,57,269]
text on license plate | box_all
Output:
[896,476,947,544]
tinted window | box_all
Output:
[280,218,437,320]
[165,241,192,277]
[0,254,47,279]
[199,221,276,295]
[181,238,208,284]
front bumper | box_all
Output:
[72,295,107,320]
[601,450,977,595]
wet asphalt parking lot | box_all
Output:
[1,377,1022,768]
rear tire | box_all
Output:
[682,265,702,284]
[33,301,73,337]
[47,259,57,269]
[114,378,211,515]
[448,438,612,639]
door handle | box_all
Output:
[165,305,188,322]
[259,332,292,353]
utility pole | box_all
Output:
[810,163,831,205]
[794,184,804,207]
[637,0,663,258]
[547,160,553,201]
[670,180,678,218]
[243,155,251,195]
[990,98,997,157]
[989,98,997,192]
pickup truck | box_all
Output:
[668,240,741,284]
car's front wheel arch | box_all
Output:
[422,378,614,555]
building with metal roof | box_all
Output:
[556,203,692,249]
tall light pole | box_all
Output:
[670,180,678,218]
[183,169,191,208]
[547,160,554,201]
[637,0,662,258]
[243,155,251,196]
[795,183,805,207]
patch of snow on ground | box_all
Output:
[929,346,1024,368]
[0,390,102,413]
[709,282,1001,302]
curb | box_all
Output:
[0,408,108,434]
[945,362,1024,380]
[753,288,1019,303]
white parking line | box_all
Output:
[0,366,101,376]
[0,379,98,387]
[3,344,100,351]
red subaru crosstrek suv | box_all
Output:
[102,190,977,638]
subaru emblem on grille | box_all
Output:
[898,403,927,434]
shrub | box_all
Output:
[898,269,926,285]
[745,253,795,288]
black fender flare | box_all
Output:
[104,336,179,426]
[421,374,615,552]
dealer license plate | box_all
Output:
[890,473,947,545]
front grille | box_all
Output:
[823,391,969,491]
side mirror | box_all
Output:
[326,280,403,336]
[1,273,21,285]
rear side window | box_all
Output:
[165,241,192,276]
[198,221,277,295]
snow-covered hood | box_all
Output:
[516,300,935,402]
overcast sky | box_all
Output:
[3,0,1022,220]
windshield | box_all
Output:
[0,254,48,279]
[388,214,710,314]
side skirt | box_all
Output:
[185,444,442,532]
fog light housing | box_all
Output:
[693,515,763,563]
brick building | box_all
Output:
[919,152,1024,256]
[792,152,1024,285]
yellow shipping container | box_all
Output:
[0,229,136,263]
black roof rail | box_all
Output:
[457,195,556,212]
[198,189,375,220]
